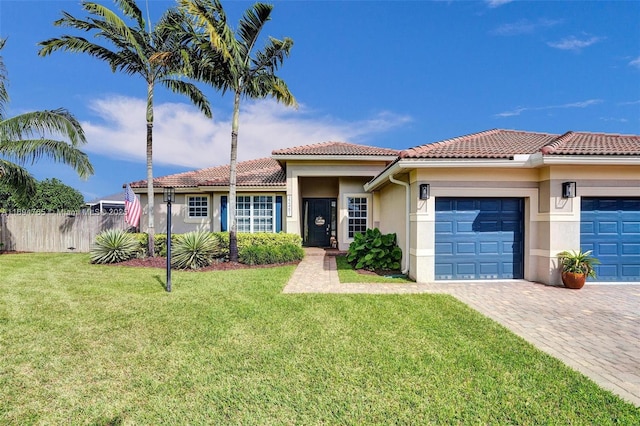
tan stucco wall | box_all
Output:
[378,164,640,285]
[139,190,288,235]
[284,161,390,248]
[139,193,213,234]
[377,180,408,271]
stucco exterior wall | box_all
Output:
[376,179,409,272]
[284,161,390,248]
[386,164,640,285]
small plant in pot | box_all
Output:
[557,249,599,289]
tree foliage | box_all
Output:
[39,0,212,256]
[0,178,84,212]
[0,38,93,200]
[179,0,296,262]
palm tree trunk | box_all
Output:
[146,81,155,257]
[228,90,240,262]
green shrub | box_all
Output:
[347,228,402,271]
[239,242,304,265]
[90,229,139,264]
[171,232,220,270]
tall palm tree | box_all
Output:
[0,38,93,201]
[39,0,212,256]
[180,0,296,262]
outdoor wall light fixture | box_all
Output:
[562,181,576,199]
[419,184,430,200]
[163,187,175,292]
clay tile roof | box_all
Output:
[129,158,285,189]
[272,141,399,156]
[400,129,557,159]
[540,131,640,155]
[400,129,640,159]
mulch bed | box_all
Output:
[116,256,299,272]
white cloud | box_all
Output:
[599,117,628,123]
[547,35,602,51]
[629,56,640,69]
[495,99,602,118]
[81,95,411,169]
[485,0,513,8]
[492,18,562,36]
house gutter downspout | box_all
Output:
[387,174,410,275]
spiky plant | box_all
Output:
[557,249,600,278]
[171,231,219,269]
[90,229,139,264]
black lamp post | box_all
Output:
[163,187,175,292]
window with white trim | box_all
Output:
[187,195,209,218]
[235,195,274,233]
[347,196,368,238]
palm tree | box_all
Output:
[180,0,296,262]
[0,38,93,201]
[39,0,212,256]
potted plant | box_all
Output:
[557,249,600,289]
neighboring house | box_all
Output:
[85,192,125,214]
[129,129,640,285]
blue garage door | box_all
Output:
[581,198,640,282]
[435,198,524,280]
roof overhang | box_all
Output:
[364,154,640,191]
[271,154,399,162]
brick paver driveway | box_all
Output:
[424,281,640,406]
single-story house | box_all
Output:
[129,128,640,285]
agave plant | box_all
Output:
[90,229,139,264]
[171,231,220,269]
[557,249,600,278]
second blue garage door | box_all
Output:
[581,198,640,282]
[435,198,524,280]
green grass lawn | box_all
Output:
[0,253,638,424]
[335,255,414,283]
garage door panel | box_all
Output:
[581,197,640,282]
[456,242,476,254]
[623,244,640,255]
[456,221,474,233]
[622,222,640,234]
[597,243,618,255]
[598,222,619,234]
[622,264,640,278]
[435,221,453,233]
[435,242,453,255]
[480,242,499,254]
[435,197,524,280]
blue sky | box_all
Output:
[1,0,639,201]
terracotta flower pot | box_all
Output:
[562,272,586,289]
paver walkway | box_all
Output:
[284,248,640,406]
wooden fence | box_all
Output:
[0,212,128,253]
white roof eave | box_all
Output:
[364,154,640,192]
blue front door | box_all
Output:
[435,198,524,280]
[581,198,640,282]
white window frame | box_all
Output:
[344,193,371,241]
[186,194,210,223]
[232,193,276,233]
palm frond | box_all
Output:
[161,78,212,118]
[0,160,37,199]
[0,109,86,147]
[113,0,145,29]
[0,139,93,179]
[179,0,233,62]
[237,3,272,64]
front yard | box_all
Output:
[0,253,637,424]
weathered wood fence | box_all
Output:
[0,212,128,253]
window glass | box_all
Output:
[347,197,368,238]
[188,196,209,218]
[234,195,274,233]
